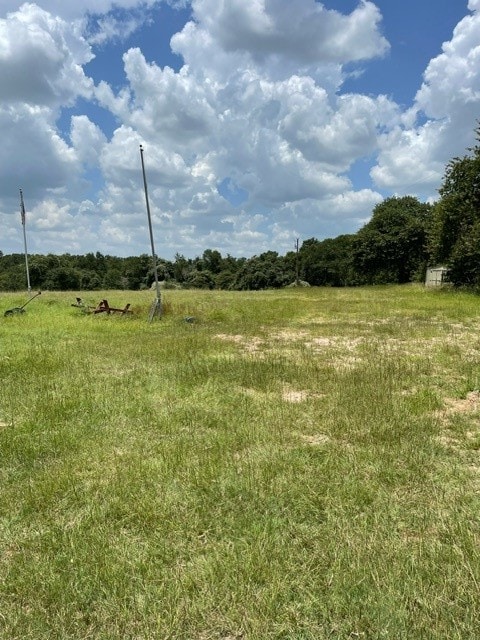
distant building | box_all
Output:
[425,266,450,287]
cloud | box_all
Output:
[416,10,480,126]
[187,0,389,65]
[371,2,480,198]
[274,188,384,240]
[171,0,388,89]
[87,9,152,46]
[71,115,107,166]
[0,3,93,106]
[0,3,97,208]
[1,1,479,259]
[100,125,191,188]
[123,48,218,145]
[371,122,448,196]
[0,103,78,197]
[96,44,395,233]
[277,86,399,169]
[15,198,101,254]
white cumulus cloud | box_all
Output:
[1,1,479,258]
[0,3,93,106]
[188,0,389,65]
[371,1,480,198]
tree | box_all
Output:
[232,251,292,290]
[202,249,223,274]
[353,196,432,284]
[172,253,192,283]
[299,235,357,286]
[429,128,480,286]
[103,268,123,289]
[124,254,151,289]
[43,266,81,290]
[185,270,215,289]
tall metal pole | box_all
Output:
[139,145,162,320]
[20,189,31,293]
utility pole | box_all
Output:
[139,145,162,320]
[20,189,31,293]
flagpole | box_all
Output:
[20,189,31,293]
[139,145,162,320]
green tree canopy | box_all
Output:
[300,235,357,286]
[353,196,432,284]
[429,127,480,286]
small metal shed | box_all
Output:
[425,266,450,287]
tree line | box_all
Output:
[1,128,480,292]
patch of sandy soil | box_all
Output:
[215,333,263,353]
[215,331,366,363]
[198,633,243,640]
[300,433,331,446]
[281,385,325,403]
[238,387,276,401]
[436,392,480,459]
[215,326,480,373]
[238,385,324,404]
[282,389,309,403]
[435,391,480,427]
[444,390,480,414]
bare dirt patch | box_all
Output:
[239,387,275,401]
[282,389,309,403]
[300,433,331,446]
[215,333,264,353]
[444,390,480,414]
[435,392,480,454]
[215,330,368,365]
[281,386,325,403]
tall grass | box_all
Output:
[1,285,479,638]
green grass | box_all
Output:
[1,285,480,639]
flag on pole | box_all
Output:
[20,189,26,226]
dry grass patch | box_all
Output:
[238,386,276,402]
[299,433,331,446]
[239,385,322,404]
[435,392,480,478]
[444,390,480,414]
[281,385,325,403]
[435,391,480,427]
[282,389,309,403]
[215,330,369,372]
[215,333,264,353]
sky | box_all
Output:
[1,0,479,260]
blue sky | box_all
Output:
[1,0,479,259]
[341,1,468,102]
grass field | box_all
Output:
[1,285,480,639]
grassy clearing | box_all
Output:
[0,285,479,639]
